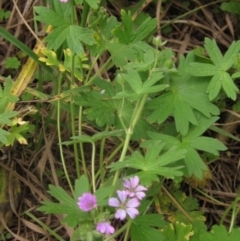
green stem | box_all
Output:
[95,141,124,180]
[99,126,109,183]
[81,1,90,27]
[91,142,96,192]
[104,222,129,241]
[123,220,132,241]
[57,74,74,194]
[85,57,112,86]
[78,106,88,176]
[70,55,80,178]
[112,94,148,187]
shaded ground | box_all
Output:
[0,0,240,240]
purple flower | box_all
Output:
[78,193,97,212]
[123,176,147,200]
[96,221,115,235]
[109,190,140,220]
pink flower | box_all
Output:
[96,222,115,235]
[123,176,147,200]
[78,193,97,212]
[60,0,68,2]
[109,190,140,220]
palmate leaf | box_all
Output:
[121,69,166,95]
[107,42,139,67]
[113,10,134,44]
[0,129,10,145]
[161,222,194,241]
[0,111,17,125]
[131,215,167,241]
[189,38,240,100]
[112,10,156,44]
[109,142,185,184]
[147,52,219,136]
[204,38,223,67]
[45,25,95,54]
[199,225,240,241]
[34,6,69,26]
[146,116,227,178]
[147,74,219,136]
[38,184,89,227]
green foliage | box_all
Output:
[4,57,21,70]
[188,38,240,100]
[220,1,240,14]
[0,77,18,145]
[0,9,11,21]
[34,3,96,54]
[131,214,168,241]
[144,115,227,178]
[38,175,91,227]
[199,225,240,241]
[161,221,194,241]
[109,141,186,186]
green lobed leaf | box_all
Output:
[220,2,240,14]
[189,136,227,155]
[222,40,240,69]
[184,116,219,139]
[0,129,10,145]
[52,0,73,20]
[7,124,30,146]
[122,69,142,93]
[0,77,18,113]
[188,63,219,76]
[131,223,167,241]
[34,6,69,26]
[74,175,90,200]
[142,72,164,89]
[183,146,208,178]
[107,43,138,67]
[147,92,175,124]
[45,25,69,50]
[0,111,17,125]
[85,0,99,9]
[48,185,76,208]
[92,129,124,142]
[133,17,157,43]
[4,57,21,69]
[206,73,223,100]
[161,221,194,241]
[199,225,240,241]
[95,186,114,206]
[204,38,223,67]
[173,96,198,136]
[221,72,239,100]
[133,214,167,228]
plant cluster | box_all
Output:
[0,0,240,240]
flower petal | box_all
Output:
[135,185,147,192]
[115,209,126,220]
[126,207,139,219]
[109,197,120,207]
[96,222,115,235]
[77,193,97,212]
[117,190,127,203]
[130,176,139,188]
[123,179,131,189]
[126,198,140,208]
[135,191,146,200]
